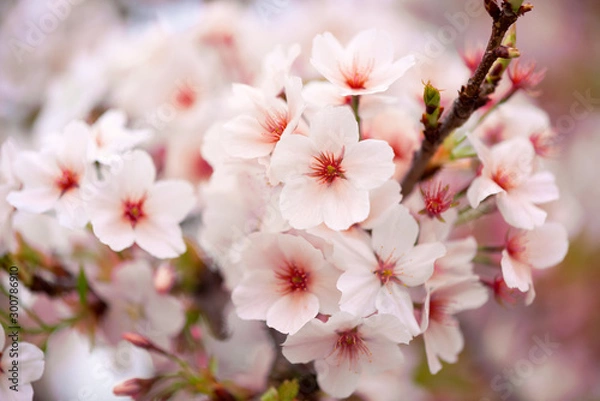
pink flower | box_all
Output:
[87,109,149,165]
[335,205,446,335]
[311,29,415,96]
[0,323,45,401]
[501,222,568,301]
[0,140,21,253]
[420,277,488,374]
[282,312,411,398]
[223,77,305,159]
[231,233,340,335]
[467,135,559,229]
[88,150,195,259]
[94,260,186,347]
[7,122,90,228]
[270,107,395,230]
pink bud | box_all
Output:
[113,378,155,398]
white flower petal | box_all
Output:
[371,204,418,260]
[134,218,186,259]
[501,251,532,292]
[145,180,195,223]
[266,293,319,335]
[344,139,395,190]
[496,191,547,229]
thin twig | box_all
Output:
[401,1,533,196]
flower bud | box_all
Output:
[506,0,524,13]
[113,377,156,398]
[421,81,443,131]
[122,332,166,355]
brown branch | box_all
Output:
[401,1,533,196]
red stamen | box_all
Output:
[275,262,311,294]
[308,149,346,185]
[55,169,79,195]
[122,198,146,227]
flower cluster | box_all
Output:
[0,1,570,400]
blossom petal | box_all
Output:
[398,242,445,286]
[467,176,503,208]
[279,176,325,229]
[134,218,186,258]
[266,293,319,335]
[501,251,532,292]
[371,204,418,260]
[375,285,420,336]
[522,223,569,269]
[344,139,395,190]
[496,191,547,229]
[145,180,196,222]
[322,179,369,230]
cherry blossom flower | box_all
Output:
[88,150,195,259]
[420,276,488,374]
[501,222,568,302]
[335,205,446,335]
[0,139,21,253]
[94,260,186,347]
[87,109,150,165]
[223,77,305,159]
[7,122,90,228]
[467,135,559,229]
[0,323,45,401]
[282,312,410,398]
[311,29,416,96]
[270,106,395,230]
[231,232,340,335]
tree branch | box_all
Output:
[401,1,533,195]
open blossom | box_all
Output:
[94,260,186,347]
[270,106,395,230]
[420,277,488,374]
[282,312,411,398]
[87,109,149,165]
[501,222,568,302]
[7,122,90,229]
[0,140,21,253]
[0,324,45,401]
[335,205,446,335]
[223,77,305,159]
[231,233,340,335]
[88,150,195,259]
[467,135,559,229]
[311,29,415,96]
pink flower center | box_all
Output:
[374,253,400,285]
[341,57,374,90]
[261,110,289,143]
[122,198,146,227]
[308,149,346,185]
[428,297,456,326]
[419,182,457,220]
[506,233,528,261]
[492,168,517,191]
[275,262,311,294]
[55,168,79,195]
[174,85,197,109]
[332,327,371,369]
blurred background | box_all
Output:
[0,1,598,400]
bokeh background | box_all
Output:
[0,1,598,400]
